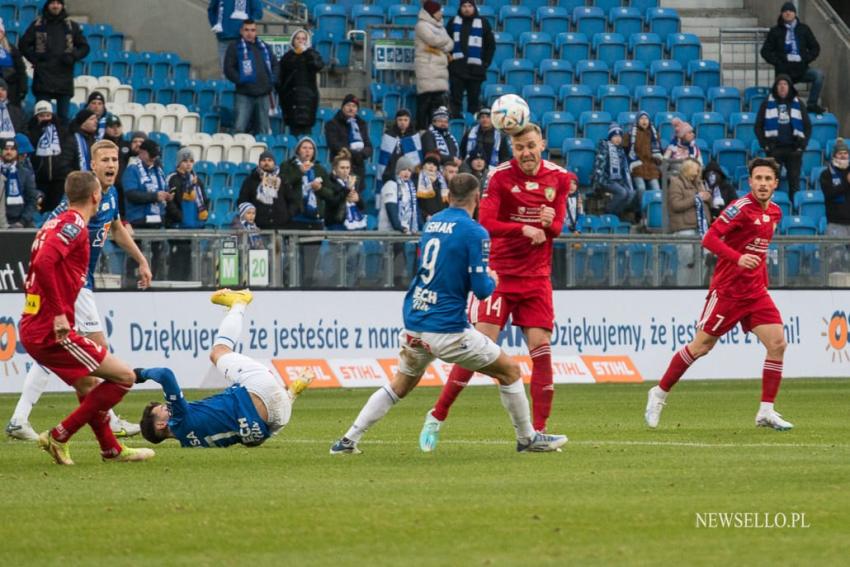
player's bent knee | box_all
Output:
[73,375,99,395]
[481,353,521,385]
[210,344,231,365]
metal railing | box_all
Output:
[718,27,772,89]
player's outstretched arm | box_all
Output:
[136,367,189,416]
[110,219,152,288]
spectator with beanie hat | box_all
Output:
[123,138,171,229]
[237,149,291,229]
[820,138,850,238]
[26,99,74,212]
[86,91,108,141]
[69,108,98,172]
[1,137,38,228]
[165,147,208,280]
[593,123,638,219]
[19,0,90,122]
[0,78,25,137]
[446,0,495,118]
[377,108,421,184]
[0,18,28,107]
[459,107,510,168]
[422,106,461,166]
[325,94,372,192]
[415,0,453,129]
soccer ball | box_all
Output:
[491,94,531,135]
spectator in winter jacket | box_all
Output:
[378,155,419,234]
[446,0,495,118]
[237,150,290,229]
[26,99,74,212]
[415,1,453,129]
[68,108,98,172]
[593,123,638,219]
[86,91,109,141]
[663,118,701,164]
[0,78,25,138]
[0,19,28,107]
[666,158,712,286]
[760,2,824,114]
[421,106,461,166]
[208,0,263,71]
[165,147,208,280]
[702,161,737,222]
[223,19,276,135]
[325,148,366,231]
[19,0,89,121]
[820,138,850,272]
[123,138,172,229]
[624,111,663,194]
[459,107,510,169]
[325,94,373,192]
[417,152,448,223]
[564,176,583,233]
[277,28,323,137]
[377,108,421,184]
[755,74,811,202]
[1,137,38,227]
[281,136,334,230]
[459,148,489,193]
[234,202,266,249]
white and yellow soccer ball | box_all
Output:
[491,94,531,135]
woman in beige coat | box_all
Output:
[667,158,712,285]
[415,1,454,129]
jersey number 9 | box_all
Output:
[419,239,441,285]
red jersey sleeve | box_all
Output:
[545,171,573,237]
[479,171,525,238]
[32,221,85,318]
[702,202,745,264]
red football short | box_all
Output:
[469,275,555,331]
[697,290,783,337]
[21,331,107,384]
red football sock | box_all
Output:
[431,365,474,421]
[530,344,553,431]
[52,381,130,443]
[659,346,696,392]
[761,359,783,403]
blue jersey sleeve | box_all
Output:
[47,195,70,221]
[466,224,495,300]
[142,367,190,418]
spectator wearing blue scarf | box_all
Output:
[223,19,276,135]
[760,2,824,113]
[208,0,263,72]
[0,137,38,228]
[282,138,333,230]
[85,91,108,141]
[325,94,373,194]
[592,123,638,219]
[446,0,495,118]
[0,19,28,107]
[459,108,510,169]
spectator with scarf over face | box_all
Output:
[755,74,811,202]
[237,151,290,229]
[0,19,27,107]
[820,138,850,271]
[0,79,24,138]
[415,1,453,130]
[325,94,372,193]
[421,106,461,167]
[446,0,494,118]
[624,111,663,194]
[702,161,737,222]
[459,107,510,170]
[208,0,263,71]
[69,108,97,173]
[0,138,38,228]
[326,148,366,231]
[224,19,276,135]
[26,100,73,212]
[276,28,324,137]
[281,137,334,230]
[19,0,89,122]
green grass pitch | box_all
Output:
[1,379,848,566]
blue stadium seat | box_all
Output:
[108,52,132,81]
[818,215,828,235]
[500,5,534,36]
[575,243,610,284]
[501,58,535,85]
[352,4,385,31]
[780,215,818,236]
[542,111,577,152]
[671,86,706,117]
[610,7,643,38]
[577,215,601,233]
[635,85,669,115]
[666,33,701,68]
[579,111,613,141]
[562,138,596,186]
[802,139,823,176]
[557,0,586,10]
[88,51,109,77]
[153,53,179,83]
[646,7,680,42]
[630,32,663,63]
[645,190,664,231]
[592,33,627,66]
[130,54,151,82]
[521,0,552,12]
[156,80,178,105]
[794,191,826,220]
[133,78,156,105]
[575,59,610,91]
[484,83,519,106]
[556,32,590,64]
[595,0,623,11]
[540,59,574,90]
[633,0,660,9]
[597,213,621,233]
[560,84,594,116]
[522,84,557,118]
[688,60,721,91]
[692,112,727,146]
[729,112,757,146]
[744,86,770,112]
[598,84,631,116]
[520,32,554,66]
[772,191,792,217]
[713,139,748,174]
[654,111,686,141]
[538,6,570,37]
[613,59,648,94]
[388,5,417,26]
[708,86,741,120]
[650,59,684,90]
[810,166,826,192]
[618,111,639,126]
[493,32,516,62]
[810,113,840,148]
[107,32,125,53]
[573,6,606,37]
[449,118,466,144]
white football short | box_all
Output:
[397,327,502,377]
[216,352,292,435]
[74,288,103,334]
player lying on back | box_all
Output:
[420,123,576,452]
[137,290,313,448]
[645,158,793,431]
[330,173,568,455]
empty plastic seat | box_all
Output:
[713,139,748,174]
[314,2,347,36]
[666,33,701,68]
[388,4,417,26]
[573,6,606,37]
[671,86,706,117]
[108,52,133,82]
[688,60,721,91]
[781,215,818,236]
[630,32,663,63]
[476,4,497,29]
[610,7,643,38]
[654,111,686,141]
[500,5,534,36]
[794,191,826,220]
[579,110,613,141]
[635,85,669,115]
[483,83,519,106]
[522,84,557,118]
[809,113,840,148]
[556,0,586,10]
[537,6,570,37]
[592,33,627,66]
[542,111,577,151]
[618,111,639,126]
[493,31,516,62]
[692,112,727,146]
[650,59,684,90]
[771,191,792,217]
[744,86,770,112]
[613,59,647,93]
[708,86,742,120]
[352,4,385,30]
[646,7,680,42]
[501,58,535,85]
[598,84,631,116]
[562,138,596,186]
[575,59,609,91]
[801,139,823,176]
[560,84,594,116]
[556,32,590,64]
[540,59,574,90]
[520,32,554,66]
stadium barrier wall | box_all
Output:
[1,290,848,394]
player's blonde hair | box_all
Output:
[91,139,119,158]
[510,123,543,139]
[65,171,100,204]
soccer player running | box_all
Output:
[137,289,313,448]
[7,140,153,441]
[419,123,575,452]
[331,173,568,455]
[20,171,154,465]
[645,158,793,431]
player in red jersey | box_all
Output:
[19,171,154,465]
[645,157,793,431]
[419,123,577,451]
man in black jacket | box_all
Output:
[26,99,75,212]
[223,19,276,135]
[446,0,495,119]
[324,94,373,192]
[459,108,510,167]
[237,150,291,229]
[19,0,90,122]
[760,2,824,114]
[820,138,850,271]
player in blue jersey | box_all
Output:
[7,140,153,441]
[137,289,313,448]
[331,174,568,454]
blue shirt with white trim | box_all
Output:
[402,206,495,333]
